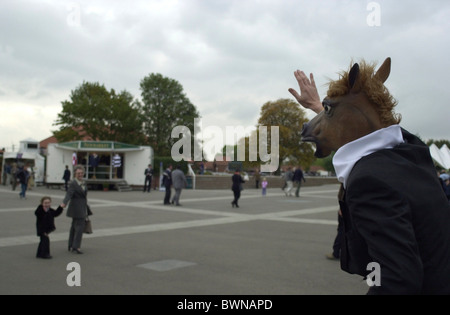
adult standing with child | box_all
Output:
[61,165,89,254]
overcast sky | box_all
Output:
[1,0,449,152]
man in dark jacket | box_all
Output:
[289,64,450,294]
[35,196,63,259]
[17,165,30,199]
[338,129,450,294]
[162,165,173,205]
[143,164,153,193]
[293,166,306,197]
[62,165,71,191]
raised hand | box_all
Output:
[288,70,323,114]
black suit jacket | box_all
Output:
[162,169,172,187]
[63,169,71,181]
[340,129,450,294]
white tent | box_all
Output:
[429,144,450,170]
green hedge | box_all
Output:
[153,156,189,176]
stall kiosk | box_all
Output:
[45,141,153,190]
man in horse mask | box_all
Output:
[289,58,450,295]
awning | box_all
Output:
[56,141,143,152]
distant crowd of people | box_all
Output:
[2,162,35,199]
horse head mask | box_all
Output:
[301,57,401,158]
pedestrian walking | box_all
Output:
[254,169,261,189]
[231,170,245,208]
[10,163,18,191]
[171,165,188,206]
[4,163,11,187]
[283,167,294,196]
[17,165,30,199]
[293,166,306,197]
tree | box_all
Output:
[140,73,201,156]
[233,129,265,171]
[53,81,145,144]
[257,98,315,171]
[314,154,336,174]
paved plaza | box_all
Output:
[0,183,368,295]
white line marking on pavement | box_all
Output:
[0,206,338,248]
[0,186,340,248]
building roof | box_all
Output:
[39,135,58,150]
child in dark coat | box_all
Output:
[35,196,63,259]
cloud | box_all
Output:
[0,0,449,152]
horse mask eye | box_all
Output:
[322,100,334,116]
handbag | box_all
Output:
[84,217,93,234]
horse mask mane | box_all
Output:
[301,57,402,158]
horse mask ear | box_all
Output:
[374,57,391,83]
[348,63,361,93]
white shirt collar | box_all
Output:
[332,125,404,189]
[75,178,85,187]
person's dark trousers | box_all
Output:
[232,190,241,206]
[172,188,182,205]
[164,185,171,204]
[69,218,85,250]
[332,214,344,258]
[64,181,69,191]
[144,176,152,192]
[255,180,259,189]
[295,181,302,197]
[19,183,27,198]
[37,234,50,258]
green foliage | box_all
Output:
[426,139,450,148]
[53,81,145,144]
[153,156,189,176]
[313,153,335,173]
[140,73,201,156]
[257,98,315,171]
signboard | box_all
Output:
[58,141,140,151]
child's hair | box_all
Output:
[263,177,267,181]
[40,196,52,204]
